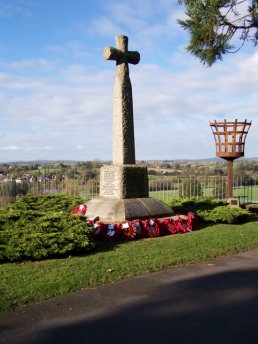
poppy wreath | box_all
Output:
[163,217,180,235]
[131,219,145,239]
[120,220,137,240]
[176,216,192,233]
[158,219,168,236]
[91,222,107,240]
[186,212,199,230]
[72,204,199,241]
[104,223,123,242]
[142,218,161,237]
[72,203,87,216]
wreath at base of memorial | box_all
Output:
[72,203,200,242]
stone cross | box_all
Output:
[86,35,173,222]
[104,35,140,165]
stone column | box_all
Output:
[104,35,140,165]
[86,36,173,222]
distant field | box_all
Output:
[23,168,60,175]
[149,190,179,202]
[150,185,258,203]
[233,186,258,202]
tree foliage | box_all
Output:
[178,0,258,66]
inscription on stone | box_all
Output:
[228,198,240,207]
[101,169,118,197]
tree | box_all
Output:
[178,0,258,66]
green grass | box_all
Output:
[150,190,179,201]
[233,185,258,201]
[150,186,258,202]
[1,216,258,313]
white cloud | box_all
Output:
[91,17,122,37]
[0,58,56,71]
[1,47,257,162]
[47,41,91,60]
[0,145,21,151]
[86,0,183,56]
[0,0,257,161]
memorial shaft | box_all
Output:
[85,35,174,222]
[104,35,140,165]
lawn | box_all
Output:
[1,215,258,313]
[149,190,178,202]
[150,185,258,203]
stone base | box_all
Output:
[86,197,174,223]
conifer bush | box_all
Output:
[168,198,249,224]
[168,197,226,213]
[197,206,249,224]
[0,194,94,262]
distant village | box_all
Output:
[1,159,258,184]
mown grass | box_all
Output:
[1,216,258,313]
[150,186,258,202]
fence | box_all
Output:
[149,176,257,203]
[1,176,258,208]
[0,179,99,208]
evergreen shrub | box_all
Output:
[197,206,249,224]
[168,197,226,213]
[168,198,249,224]
[8,193,84,212]
[0,194,94,262]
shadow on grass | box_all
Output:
[247,213,258,222]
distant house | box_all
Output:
[15,174,32,183]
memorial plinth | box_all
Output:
[86,164,173,222]
[86,196,174,223]
[86,35,173,222]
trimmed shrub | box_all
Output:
[6,193,85,213]
[0,194,94,262]
[197,206,249,224]
[167,198,250,224]
[168,197,227,214]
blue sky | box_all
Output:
[0,0,257,162]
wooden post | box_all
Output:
[227,160,233,198]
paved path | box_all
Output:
[1,249,258,344]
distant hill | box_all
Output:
[1,157,258,164]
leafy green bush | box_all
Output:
[168,197,227,214]
[6,193,85,213]
[0,194,94,262]
[167,197,249,224]
[197,206,249,224]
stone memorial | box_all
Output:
[86,35,173,222]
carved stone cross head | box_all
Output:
[103,35,140,66]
